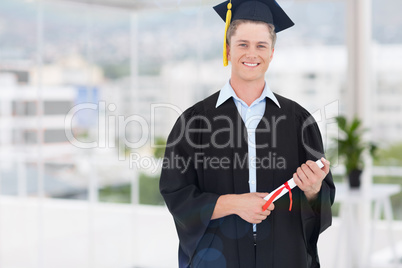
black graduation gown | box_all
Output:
[160,91,335,268]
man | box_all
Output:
[160,0,335,267]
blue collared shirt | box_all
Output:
[216,80,280,231]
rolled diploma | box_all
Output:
[263,159,324,203]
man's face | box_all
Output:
[227,22,274,84]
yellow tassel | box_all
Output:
[223,2,232,66]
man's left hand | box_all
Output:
[293,157,330,202]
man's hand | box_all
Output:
[211,192,275,224]
[233,192,275,224]
[293,157,330,202]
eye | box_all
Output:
[239,43,247,47]
[258,45,267,49]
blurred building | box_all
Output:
[0,55,106,197]
[159,45,402,144]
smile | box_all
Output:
[243,62,259,67]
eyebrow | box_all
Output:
[235,40,270,45]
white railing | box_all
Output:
[1,152,402,268]
[0,196,178,268]
[1,195,402,268]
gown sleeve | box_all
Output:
[159,106,220,267]
[296,104,336,267]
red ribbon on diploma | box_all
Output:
[262,181,293,212]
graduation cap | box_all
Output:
[213,0,295,66]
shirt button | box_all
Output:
[251,181,256,185]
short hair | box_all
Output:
[226,19,277,48]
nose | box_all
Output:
[245,47,258,59]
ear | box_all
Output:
[227,43,231,61]
[270,48,275,61]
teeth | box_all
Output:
[244,63,258,67]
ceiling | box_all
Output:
[48,0,217,11]
[47,0,338,12]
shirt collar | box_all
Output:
[215,80,281,108]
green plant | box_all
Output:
[374,142,402,166]
[98,173,165,206]
[153,137,166,159]
[332,116,377,176]
[139,173,165,205]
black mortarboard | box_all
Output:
[213,0,294,66]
